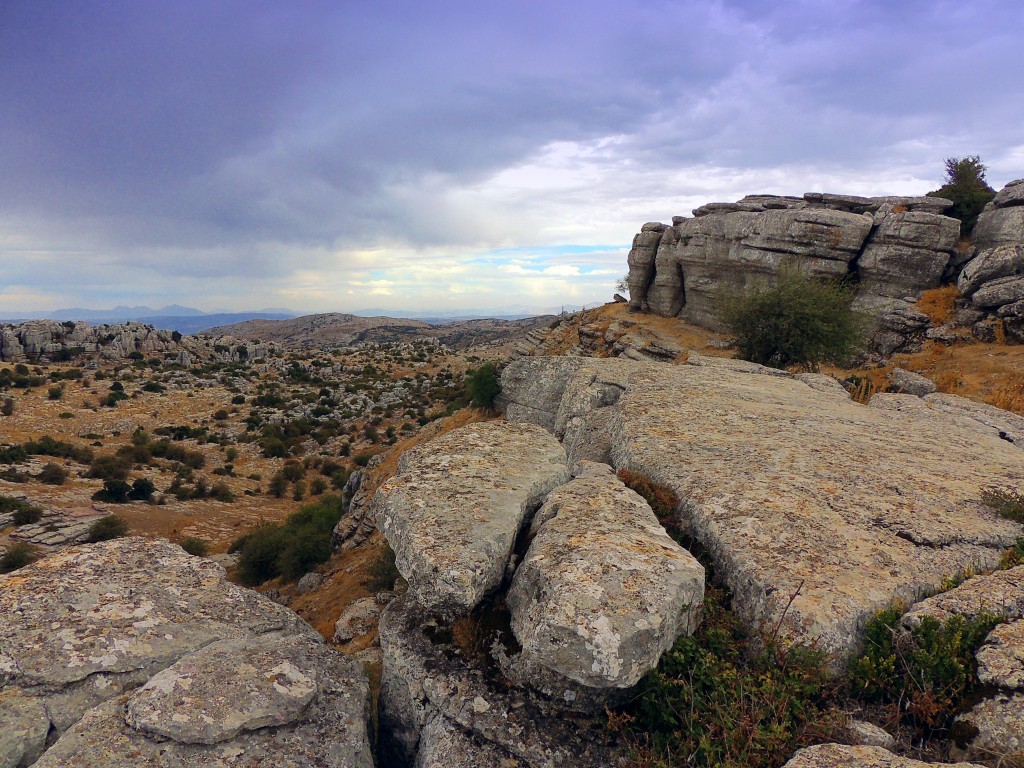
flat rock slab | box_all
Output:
[783,743,985,767]
[125,636,319,744]
[0,538,372,767]
[977,619,1024,690]
[33,635,372,767]
[902,566,1024,627]
[501,357,1024,664]
[373,420,568,616]
[506,463,704,689]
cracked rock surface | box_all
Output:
[500,357,1024,664]
[0,537,372,767]
[372,420,569,617]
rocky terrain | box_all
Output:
[5,180,1024,767]
[626,180,1024,349]
[205,312,559,352]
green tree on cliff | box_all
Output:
[926,155,996,236]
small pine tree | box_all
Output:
[466,363,500,410]
[926,155,996,235]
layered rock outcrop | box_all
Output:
[627,192,959,329]
[0,319,276,364]
[0,537,372,767]
[499,356,1024,665]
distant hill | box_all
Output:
[0,306,297,334]
[204,312,559,350]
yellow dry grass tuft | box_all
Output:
[914,286,959,326]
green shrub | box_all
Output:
[87,453,132,481]
[848,605,999,738]
[466,362,501,409]
[981,487,1024,523]
[235,495,345,585]
[620,584,831,768]
[210,481,235,503]
[2,495,43,525]
[47,385,64,400]
[87,514,129,542]
[37,462,68,485]
[366,542,401,592]
[130,477,155,501]
[92,479,132,503]
[1,542,40,573]
[179,537,209,557]
[1,398,14,416]
[717,264,868,371]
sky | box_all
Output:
[2,1,1023,317]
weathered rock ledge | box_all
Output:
[0,537,372,767]
[500,355,1024,665]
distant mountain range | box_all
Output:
[0,305,298,334]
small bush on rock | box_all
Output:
[848,605,999,739]
[980,486,1024,523]
[2,495,43,524]
[1,542,40,573]
[37,462,68,485]
[87,514,129,542]
[717,264,868,371]
[179,536,209,556]
[366,542,401,592]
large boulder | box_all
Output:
[0,537,372,767]
[500,357,1024,665]
[626,223,667,312]
[505,463,704,690]
[372,420,569,617]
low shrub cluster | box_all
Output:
[617,584,832,768]
[234,495,345,585]
[980,486,1024,523]
[1,495,43,525]
[848,606,999,739]
[86,514,129,542]
[1,542,40,573]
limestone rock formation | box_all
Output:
[977,619,1024,690]
[626,192,959,329]
[499,356,1024,664]
[505,462,704,690]
[782,743,985,767]
[901,565,1024,627]
[0,319,277,365]
[0,537,372,767]
[377,593,625,768]
[372,420,569,616]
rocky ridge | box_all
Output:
[0,319,277,365]
[625,180,1024,345]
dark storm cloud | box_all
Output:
[0,0,1022,311]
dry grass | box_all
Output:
[914,286,959,326]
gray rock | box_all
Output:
[971,274,1024,309]
[0,690,50,768]
[887,368,938,396]
[991,178,1024,209]
[378,594,625,768]
[496,357,590,432]
[954,692,1024,765]
[415,713,525,768]
[843,719,896,750]
[977,619,1024,690]
[857,208,957,300]
[902,566,1024,627]
[503,357,1024,665]
[34,637,372,767]
[957,244,1024,298]
[973,205,1024,251]
[1,537,372,766]
[333,596,382,643]
[506,463,704,690]
[783,743,985,767]
[372,421,568,616]
[295,570,325,595]
[124,635,320,744]
[626,225,666,311]
[922,392,1024,446]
